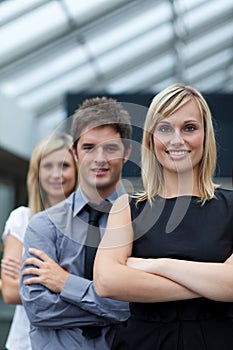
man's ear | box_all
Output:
[72,145,78,162]
[123,144,132,164]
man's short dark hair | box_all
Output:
[71,97,132,152]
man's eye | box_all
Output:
[105,145,119,152]
[83,145,94,151]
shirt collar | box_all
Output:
[72,182,126,217]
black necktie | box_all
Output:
[82,201,112,339]
[84,201,112,280]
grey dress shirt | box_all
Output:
[20,184,129,350]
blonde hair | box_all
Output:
[137,83,219,204]
[27,133,78,217]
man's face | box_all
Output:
[74,126,129,201]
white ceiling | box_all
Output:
[0,0,232,132]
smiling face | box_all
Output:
[39,148,76,206]
[153,99,205,179]
[74,125,130,202]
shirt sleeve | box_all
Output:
[2,206,29,243]
[60,274,130,322]
[20,213,109,328]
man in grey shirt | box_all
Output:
[20,97,132,350]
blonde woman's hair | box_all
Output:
[27,133,78,217]
[137,83,219,204]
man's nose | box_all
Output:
[94,147,107,162]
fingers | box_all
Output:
[23,277,40,285]
[1,258,21,278]
[1,267,18,278]
[1,258,21,269]
[24,256,44,268]
[28,248,52,262]
[24,248,52,267]
[2,257,21,265]
[22,267,40,277]
[22,266,46,286]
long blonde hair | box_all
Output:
[27,133,78,217]
[137,83,219,204]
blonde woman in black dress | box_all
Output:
[94,84,233,350]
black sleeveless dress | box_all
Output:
[112,188,233,350]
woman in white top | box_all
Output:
[1,133,78,350]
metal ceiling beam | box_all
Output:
[168,0,187,82]
[122,67,176,93]
[88,39,174,90]
[0,0,49,27]
[0,0,232,120]
[0,0,147,71]
[185,36,233,68]
[1,0,231,85]
[24,29,233,115]
[186,4,233,42]
[189,59,233,86]
[0,1,169,92]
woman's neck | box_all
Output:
[161,169,201,198]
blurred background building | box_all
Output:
[0,0,233,348]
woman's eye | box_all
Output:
[43,164,52,169]
[62,162,70,169]
[184,125,197,132]
[157,125,172,133]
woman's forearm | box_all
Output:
[2,235,23,304]
[95,259,200,303]
[1,276,22,304]
[129,257,233,302]
[163,258,233,301]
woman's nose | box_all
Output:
[170,131,185,146]
[50,166,61,177]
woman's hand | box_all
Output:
[127,257,163,274]
[22,248,70,293]
[1,257,21,279]
[127,255,233,302]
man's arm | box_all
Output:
[61,274,129,321]
[20,215,111,328]
[23,248,129,322]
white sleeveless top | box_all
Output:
[2,206,32,350]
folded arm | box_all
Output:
[23,248,129,322]
[94,194,200,303]
[1,234,22,304]
[127,253,233,302]
[20,218,112,328]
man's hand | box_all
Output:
[22,248,70,293]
